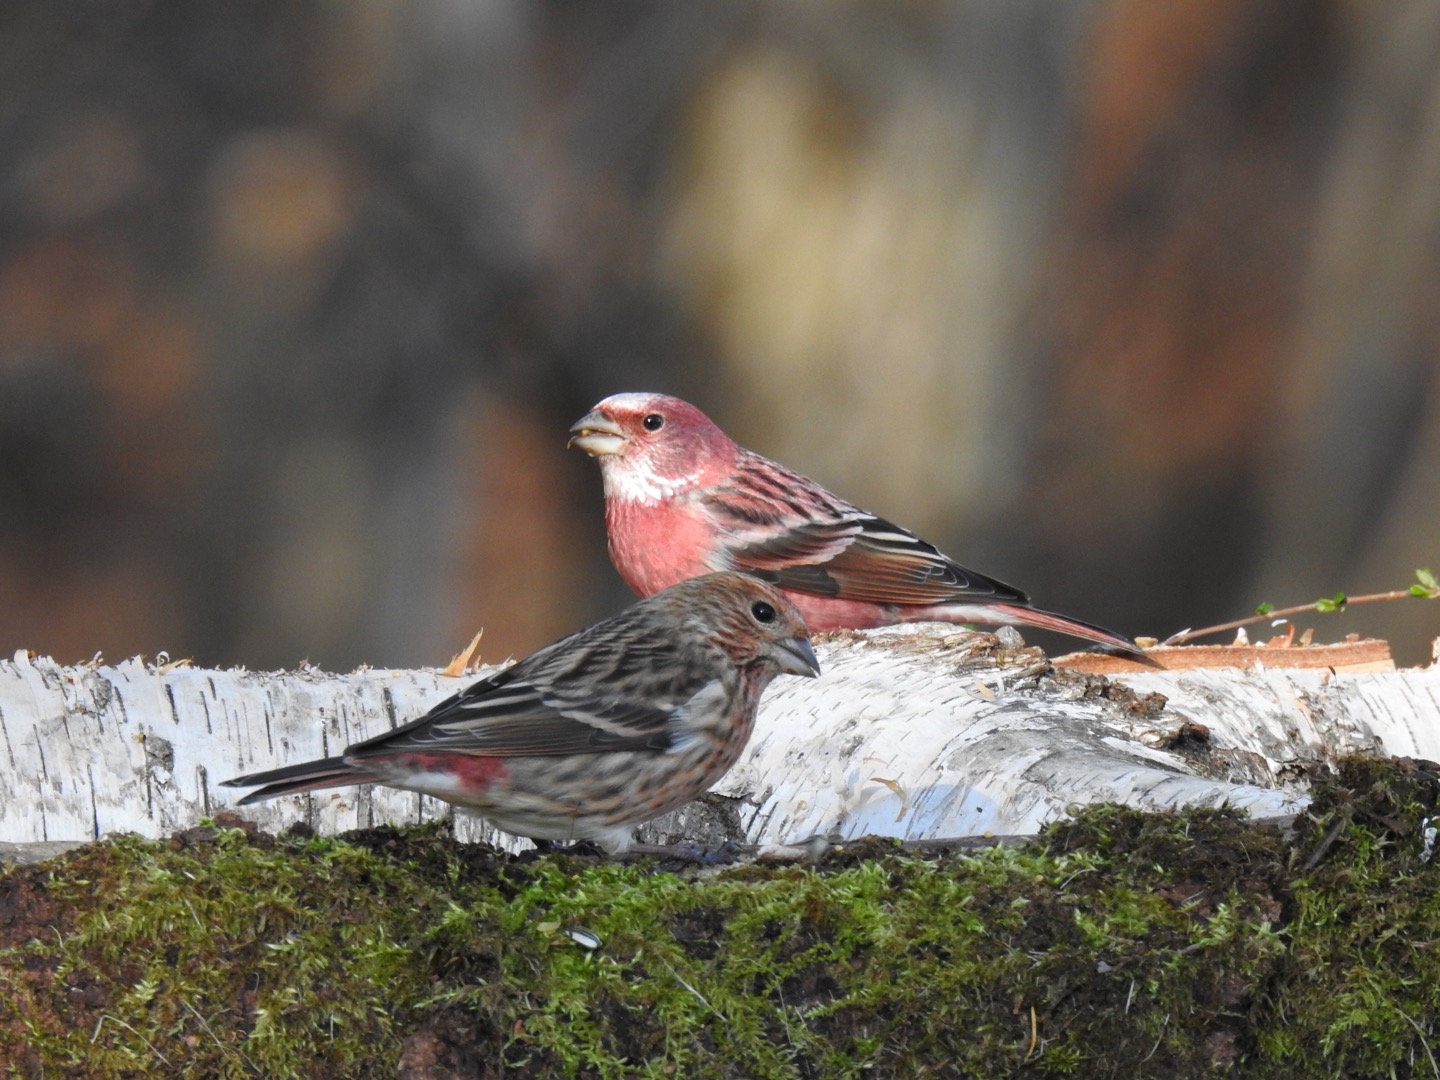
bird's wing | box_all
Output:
[347,629,708,759]
[702,454,1031,606]
[736,514,1031,605]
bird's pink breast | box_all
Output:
[607,497,719,597]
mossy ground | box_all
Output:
[3,757,1439,1078]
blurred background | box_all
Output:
[1,0,1436,670]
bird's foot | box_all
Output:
[622,839,747,866]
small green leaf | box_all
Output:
[1255,602,1274,617]
[1411,584,1432,598]
[1314,593,1346,614]
[1417,567,1437,590]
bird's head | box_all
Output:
[568,392,741,504]
[676,572,820,682]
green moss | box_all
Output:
[2,757,1438,1078]
[1251,757,1440,1079]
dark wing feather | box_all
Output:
[729,513,1032,607]
[702,452,1031,607]
[345,619,709,760]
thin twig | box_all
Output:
[1395,1005,1440,1079]
[1164,586,1436,646]
[1300,812,1351,874]
[180,999,258,1073]
[91,1015,172,1067]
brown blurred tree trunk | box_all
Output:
[1020,0,1341,641]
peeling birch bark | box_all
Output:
[1,629,1436,855]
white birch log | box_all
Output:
[1,629,1436,853]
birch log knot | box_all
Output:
[2,630,1436,854]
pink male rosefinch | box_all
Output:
[222,572,818,852]
[569,392,1146,659]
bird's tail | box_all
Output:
[220,757,378,806]
[952,602,1153,663]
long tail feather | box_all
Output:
[952,602,1154,663]
[220,756,378,805]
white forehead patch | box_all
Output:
[596,391,669,412]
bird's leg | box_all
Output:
[620,839,746,866]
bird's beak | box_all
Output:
[568,411,628,457]
[773,635,821,678]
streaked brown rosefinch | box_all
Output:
[569,392,1146,659]
[221,572,818,852]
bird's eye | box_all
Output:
[751,600,776,624]
[642,413,664,432]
